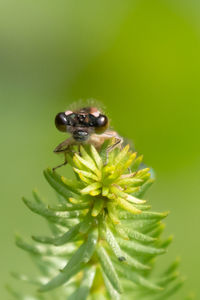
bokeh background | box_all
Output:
[0,0,200,299]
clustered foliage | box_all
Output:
[8,142,184,300]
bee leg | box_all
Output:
[107,137,123,152]
[78,144,81,156]
[105,137,123,165]
[53,138,76,171]
[53,137,74,153]
[52,160,68,172]
[52,150,68,171]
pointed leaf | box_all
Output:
[111,185,146,204]
[74,168,99,181]
[118,211,169,221]
[49,202,89,211]
[131,155,143,171]
[123,228,156,243]
[68,266,96,300]
[11,272,45,285]
[107,204,120,224]
[16,235,75,257]
[74,153,101,177]
[39,263,83,292]
[33,223,81,246]
[115,252,150,270]
[39,229,98,292]
[102,186,109,196]
[99,139,112,163]
[114,144,130,166]
[96,245,123,294]
[91,198,104,217]
[22,198,80,227]
[102,270,120,300]
[90,145,103,169]
[116,197,142,214]
[153,280,184,300]
[134,179,155,198]
[156,272,179,287]
[117,238,165,255]
[163,258,180,276]
[79,216,93,234]
[115,263,162,291]
[44,169,79,198]
[104,227,126,262]
[32,189,44,204]
[81,182,102,195]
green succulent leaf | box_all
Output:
[9,144,184,300]
[33,222,81,245]
[67,266,96,300]
[96,245,123,294]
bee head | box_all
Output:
[55,107,109,140]
[55,111,91,142]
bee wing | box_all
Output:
[54,137,74,153]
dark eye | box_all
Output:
[96,115,108,127]
[55,112,68,132]
[95,114,109,133]
[88,114,97,126]
[67,113,76,126]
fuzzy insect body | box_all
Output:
[54,105,123,170]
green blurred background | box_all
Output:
[0,0,200,299]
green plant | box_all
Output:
[8,142,184,299]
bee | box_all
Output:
[53,106,123,170]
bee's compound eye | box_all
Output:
[55,112,68,132]
[88,114,97,126]
[95,115,109,133]
[96,115,108,127]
